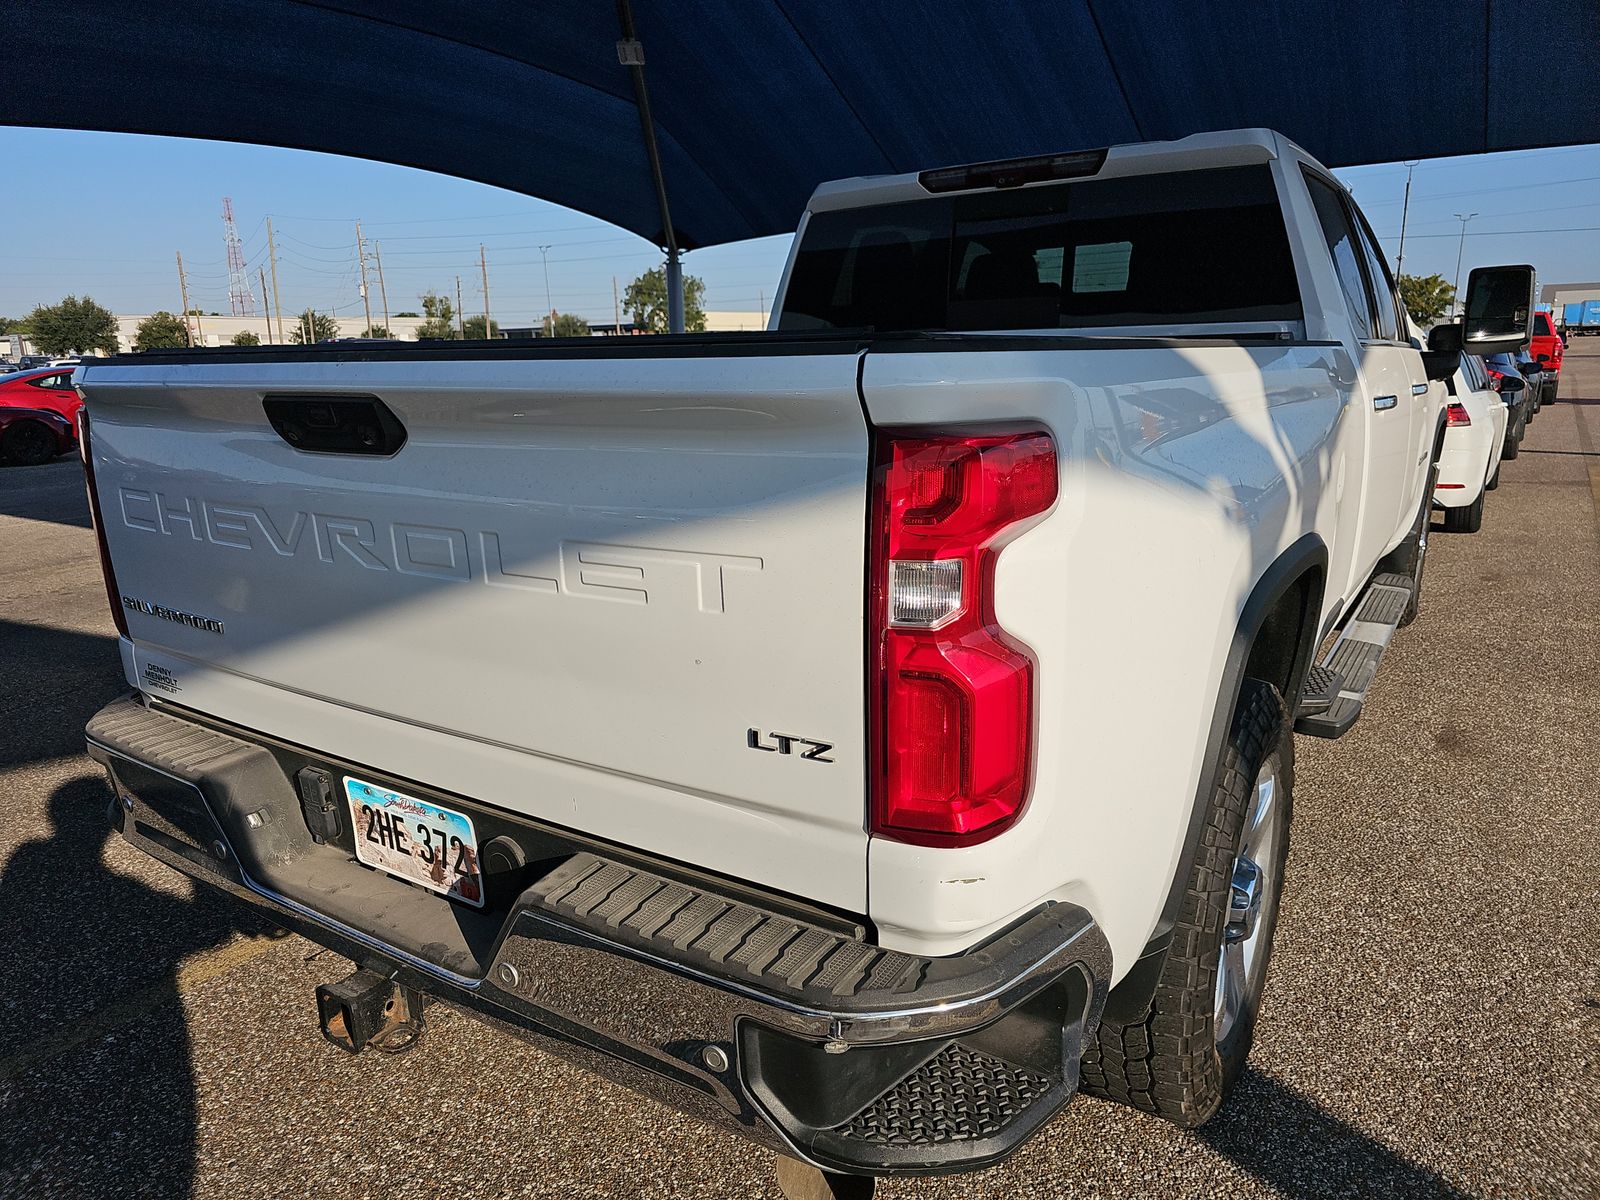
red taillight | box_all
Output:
[1446,403,1472,427]
[77,409,129,638]
[869,428,1058,846]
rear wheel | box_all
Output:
[1502,423,1521,460]
[1379,452,1437,627]
[1080,680,1292,1126]
[2,421,58,466]
[1443,490,1484,534]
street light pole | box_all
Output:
[1396,160,1419,273]
[539,245,554,335]
[1452,213,1479,314]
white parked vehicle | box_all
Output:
[1434,351,1508,533]
[72,129,1536,1191]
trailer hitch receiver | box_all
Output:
[316,967,426,1054]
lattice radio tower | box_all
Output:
[222,197,256,316]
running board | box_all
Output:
[1293,573,1412,739]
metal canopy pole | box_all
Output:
[616,0,684,334]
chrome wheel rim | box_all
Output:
[1215,760,1281,1045]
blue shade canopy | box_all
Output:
[5,1,1598,248]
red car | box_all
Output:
[1530,310,1564,374]
[0,366,84,423]
[0,406,76,466]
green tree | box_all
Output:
[393,310,419,318]
[232,330,261,346]
[133,311,190,351]
[290,309,340,344]
[461,315,501,340]
[623,268,706,334]
[360,325,394,339]
[27,295,120,355]
[1397,274,1456,325]
[543,312,591,337]
[0,316,24,336]
[414,290,457,339]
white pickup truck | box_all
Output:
[76,129,1534,1190]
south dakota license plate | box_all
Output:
[345,776,484,907]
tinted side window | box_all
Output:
[1303,173,1373,341]
[779,165,1302,332]
[1350,207,1401,341]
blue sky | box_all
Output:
[2,127,1597,326]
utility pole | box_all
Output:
[1452,212,1479,314]
[176,251,196,347]
[539,245,554,334]
[356,221,374,335]
[479,244,492,338]
[613,276,622,335]
[373,241,391,335]
[1395,160,1419,274]
[259,267,272,343]
[454,275,466,338]
[266,217,286,344]
[303,309,314,344]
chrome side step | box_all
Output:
[1293,573,1413,739]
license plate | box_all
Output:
[345,776,484,907]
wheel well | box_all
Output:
[1241,566,1323,707]
[2,418,51,443]
[1102,541,1325,1024]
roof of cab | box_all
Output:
[806,128,1310,213]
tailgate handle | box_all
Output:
[263,395,407,456]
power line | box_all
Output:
[1358,173,1600,207]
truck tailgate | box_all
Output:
[80,349,871,910]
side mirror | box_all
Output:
[1461,264,1535,355]
[1498,375,1526,395]
[1421,322,1462,382]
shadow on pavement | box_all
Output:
[0,619,128,770]
[0,776,271,1198]
[1197,1067,1470,1199]
[0,458,93,529]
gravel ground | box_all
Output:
[1,354,1596,1199]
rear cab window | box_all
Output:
[778,164,1303,335]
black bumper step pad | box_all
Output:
[1294,663,1341,717]
[530,852,927,1000]
[1295,571,1413,739]
[833,1042,1052,1147]
[87,697,260,782]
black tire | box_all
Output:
[2,421,58,467]
[1378,450,1437,628]
[1443,490,1484,534]
[1080,680,1293,1127]
[1486,462,1501,491]
[1501,426,1520,460]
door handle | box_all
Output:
[1372,395,1398,411]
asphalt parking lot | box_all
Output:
[1,355,1597,1200]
